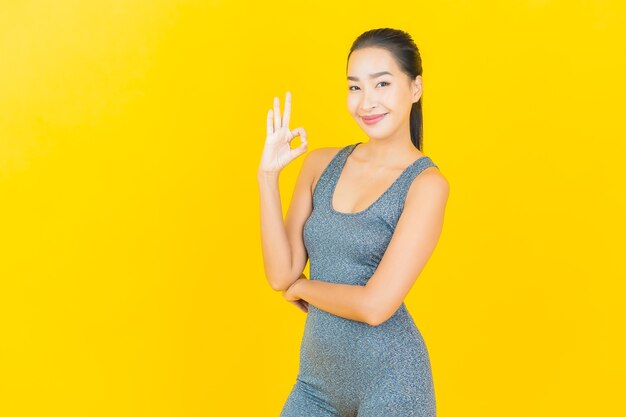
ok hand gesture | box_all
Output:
[258,91,308,174]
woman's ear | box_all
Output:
[411,75,422,103]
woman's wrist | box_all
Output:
[292,276,307,298]
[257,169,280,181]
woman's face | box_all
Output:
[346,47,421,140]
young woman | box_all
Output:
[258,28,449,417]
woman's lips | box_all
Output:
[362,113,387,125]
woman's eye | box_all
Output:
[348,82,389,91]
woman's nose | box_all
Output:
[359,90,377,112]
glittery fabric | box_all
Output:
[280,142,439,417]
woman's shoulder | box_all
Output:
[303,144,347,173]
[305,144,345,161]
[405,162,450,203]
[303,144,350,193]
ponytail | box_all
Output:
[409,96,423,151]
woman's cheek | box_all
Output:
[347,97,359,115]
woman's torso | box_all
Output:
[297,142,439,407]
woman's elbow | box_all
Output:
[268,273,301,292]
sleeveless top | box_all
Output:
[295,142,440,413]
[303,141,440,287]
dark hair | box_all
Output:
[347,28,424,151]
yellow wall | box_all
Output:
[1,1,624,415]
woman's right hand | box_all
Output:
[258,91,308,174]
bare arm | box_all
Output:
[258,91,315,292]
[286,279,371,323]
[258,171,293,291]
[258,151,318,291]
[285,169,450,325]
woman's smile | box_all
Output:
[362,112,388,125]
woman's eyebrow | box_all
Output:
[347,71,393,81]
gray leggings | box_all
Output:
[280,377,436,417]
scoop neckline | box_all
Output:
[330,142,430,216]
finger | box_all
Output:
[290,300,305,313]
[267,109,273,137]
[291,126,307,141]
[282,91,291,128]
[290,127,308,158]
[273,96,281,132]
[291,141,307,160]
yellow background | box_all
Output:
[1,1,624,416]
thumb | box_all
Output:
[289,127,308,159]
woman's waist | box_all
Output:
[302,304,419,346]
[299,305,427,373]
